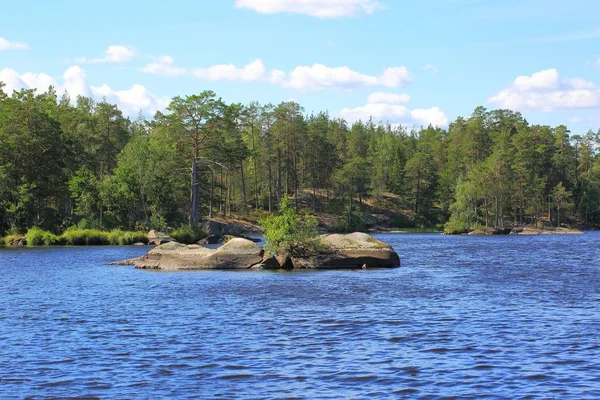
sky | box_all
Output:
[1,0,600,132]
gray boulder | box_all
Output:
[292,232,400,269]
[147,230,174,245]
[131,238,274,270]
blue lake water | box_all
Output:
[1,233,599,399]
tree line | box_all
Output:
[1,83,599,236]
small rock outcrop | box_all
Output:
[147,230,174,246]
[131,238,274,270]
[292,232,400,269]
[467,227,584,235]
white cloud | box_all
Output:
[0,68,55,93]
[141,55,187,76]
[487,69,600,111]
[513,69,558,91]
[234,0,381,18]
[285,64,411,90]
[340,102,409,122]
[410,107,448,127]
[0,66,168,117]
[339,93,448,127]
[593,57,600,67]
[76,45,135,64]
[0,37,28,51]
[423,64,438,75]
[569,116,581,124]
[141,56,412,90]
[192,59,270,81]
[367,92,411,104]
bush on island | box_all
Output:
[259,196,324,257]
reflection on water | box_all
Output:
[1,233,599,398]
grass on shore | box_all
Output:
[170,226,208,244]
[3,228,149,246]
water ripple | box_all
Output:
[1,235,600,398]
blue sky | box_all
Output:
[1,0,599,132]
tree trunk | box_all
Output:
[268,162,273,212]
[228,171,233,216]
[209,169,214,219]
[219,167,224,215]
[240,162,247,213]
[190,158,199,227]
[414,179,420,215]
[348,190,353,228]
[495,197,499,227]
[485,197,489,228]
[277,149,282,204]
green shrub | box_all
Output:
[25,227,61,246]
[149,213,168,232]
[61,228,109,245]
[3,232,25,246]
[259,196,322,257]
[170,226,207,244]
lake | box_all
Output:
[1,233,599,398]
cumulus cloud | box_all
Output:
[141,56,411,90]
[284,64,411,90]
[0,66,168,117]
[487,69,599,111]
[234,0,381,18]
[0,69,54,93]
[410,107,448,127]
[423,64,438,75]
[339,93,448,127]
[0,37,28,51]
[191,59,279,82]
[76,45,135,64]
[141,55,187,76]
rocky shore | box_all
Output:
[467,227,584,236]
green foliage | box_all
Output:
[1,85,599,237]
[3,232,24,246]
[149,213,168,232]
[170,226,208,244]
[25,227,61,246]
[259,196,321,256]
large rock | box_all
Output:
[131,238,274,270]
[292,232,400,269]
[201,219,261,237]
[112,232,400,271]
[147,230,174,245]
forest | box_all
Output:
[1,82,599,238]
